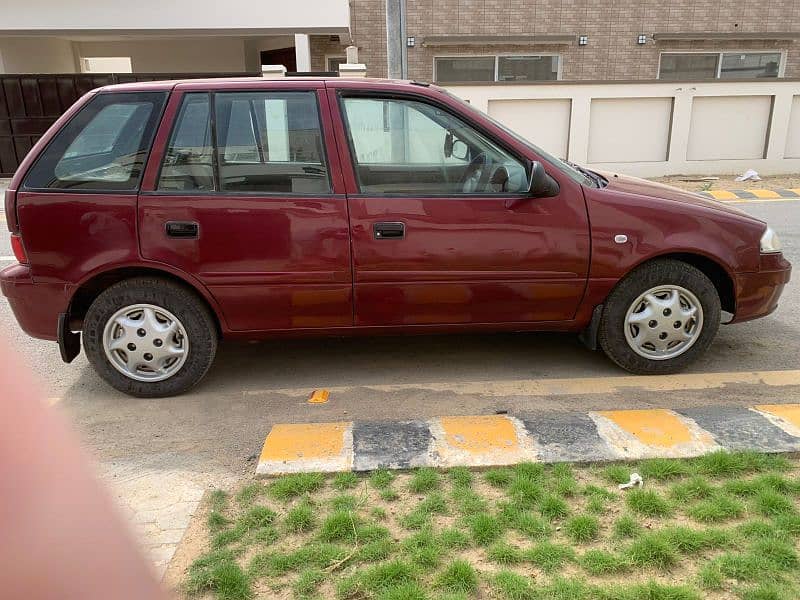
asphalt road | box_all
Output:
[1,191,799,479]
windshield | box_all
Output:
[439,88,598,188]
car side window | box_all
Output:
[23,92,166,191]
[214,91,330,194]
[341,96,527,195]
[158,94,214,192]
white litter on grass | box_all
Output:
[735,169,761,182]
[618,473,643,490]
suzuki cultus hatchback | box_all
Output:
[1,78,791,396]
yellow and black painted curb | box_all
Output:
[700,188,800,201]
[256,403,800,475]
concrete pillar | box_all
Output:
[385,0,406,78]
[294,34,311,72]
[339,63,367,77]
[261,64,287,79]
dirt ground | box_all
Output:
[651,174,800,193]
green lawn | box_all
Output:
[181,451,800,600]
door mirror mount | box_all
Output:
[527,160,560,198]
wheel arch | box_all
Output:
[67,265,225,335]
[627,252,736,315]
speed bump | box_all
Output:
[255,404,800,476]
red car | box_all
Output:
[1,77,791,397]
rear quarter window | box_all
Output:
[23,91,167,191]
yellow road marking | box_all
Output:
[439,415,519,454]
[245,370,800,399]
[749,189,782,199]
[787,188,800,195]
[308,389,330,404]
[754,404,800,436]
[259,422,347,463]
[708,190,738,200]
[597,409,693,447]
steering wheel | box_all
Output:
[459,152,489,193]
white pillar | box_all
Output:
[294,34,311,72]
[261,64,287,79]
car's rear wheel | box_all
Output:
[83,277,217,397]
[599,259,721,374]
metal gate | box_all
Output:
[0,72,255,177]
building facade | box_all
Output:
[353,0,800,83]
[0,0,797,82]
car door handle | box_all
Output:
[165,221,199,239]
[373,222,405,239]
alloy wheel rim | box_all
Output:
[102,303,189,382]
[623,285,703,360]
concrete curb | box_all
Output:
[256,403,800,476]
[700,188,800,201]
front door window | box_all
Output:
[341,96,527,195]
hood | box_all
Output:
[594,171,764,224]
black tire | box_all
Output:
[83,277,218,397]
[598,259,721,375]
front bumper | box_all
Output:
[0,264,70,340]
[730,253,792,324]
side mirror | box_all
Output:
[451,139,468,161]
[527,160,560,197]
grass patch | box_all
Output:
[626,533,679,570]
[187,558,253,600]
[539,494,569,521]
[670,476,715,503]
[638,458,691,481]
[188,456,800,600]
[435,560,478,594]
[456,491,488,516]
[493,570,536,600]
[485,467,514,488]
[235,483,265,506]
[332,471,360,491]
[209,489,229,512]
[284,501,316,533]
[613,514,642,539]
[370,469,396,489]
[408,468,440,493]
[564,514,600,543]
[580,549,630,575]
[268,473,324,501]
[523,542,575,572]
[753,489,797,517]
[686,494,745,523]
[487,541,523,565]
[448,466,473,489]
[625,488,672,517]
[466,512,503,545]
[602,464,632,485]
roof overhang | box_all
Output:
[422,34,575,47]
[0,0,350,37]
[653,32,799,42]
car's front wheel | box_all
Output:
[83,278,217,397]
[599,259,721,374]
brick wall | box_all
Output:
[342,0,799,81]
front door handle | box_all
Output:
[373,221,405,239]
[165,221,199,239]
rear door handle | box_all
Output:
[373,222,405,239]
[165,221,199,239]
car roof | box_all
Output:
[95,76,438,93]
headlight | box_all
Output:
[760,227,782,254]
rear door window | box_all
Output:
[158,93,214,192]
[213,91,330,194]
[24,91,166,191]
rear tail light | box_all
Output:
[10,233,28,264]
